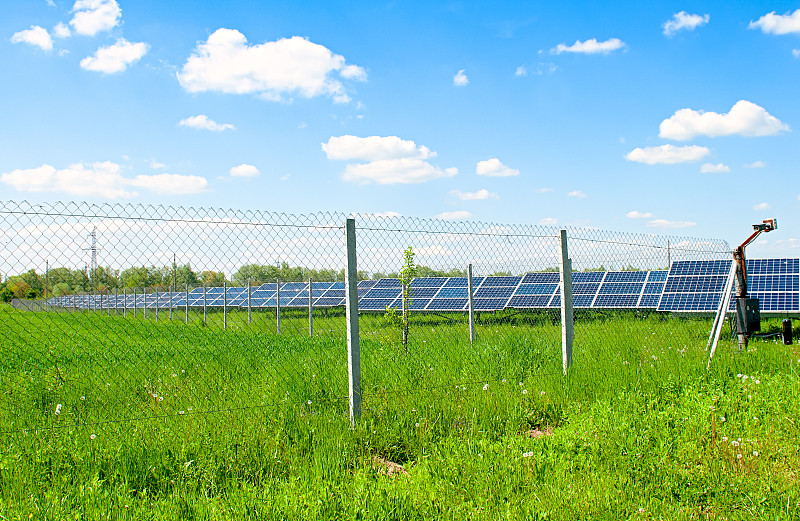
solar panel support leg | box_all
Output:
[468,263,475,345]
[559,229,574,374]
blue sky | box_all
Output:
[2,0,799,257]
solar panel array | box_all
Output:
[657,259,800,313]
[43,259,800,314]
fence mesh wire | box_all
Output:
[0,200,731,440]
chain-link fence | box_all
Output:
[0,201,731,439]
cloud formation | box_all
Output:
[743,160,765,168]
[700,163,730,173]
[753,202,771,211]
[322,135,433,161]
[567,190,587,198]
[475,158,519,177]
[178,115,236,132]
[178,29,366,103]
[229,164,260,177]
[10,25,53,51]
[626,210,653,219]
[538,217,558,225]
[69,0,121,36]
[453,70,469,86]
[646,219,696,229]
[324,135,455,185]
[433,210,472,220]
[449,189,498,201]
[625,144,710,164]
[749,9,800,35]
[663,12,709,36]
[659,100,789,140]
[552,38,625,55]
[1,161,208,198]
[80,38,149,73]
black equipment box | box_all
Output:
[735,297,760,335]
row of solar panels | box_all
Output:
[45,259,800,314]
[657,258,799,313]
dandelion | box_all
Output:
[54,404,62,416]
[483,384,489,391]
[522,389,528,394]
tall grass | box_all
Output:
[0,304,798,519]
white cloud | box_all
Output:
[80,38,149,73]
[366,211,402,218]
[753,202,771,211]
[53,22,71,39]
[626,210,653,219]
[453,69,469,86]
[343,159,457,185]
[662,12,709,36]
[322,135,433,161]
[793,49,800,58]
[625,144,710,164]
[536,187,554,193]
[749,9,800,35]
[229,164,260,177]
[514,65,527,77]
[450,189,498,201]
[552,38,625,55]
[10,26,53,51]
[149,159,165,169]
[700,163,730,173]
[659,100,789,140]
[743,160,766,168]
[646,219,696,229]
[127,173,208,195]
[69,0,121,36]
[475,158,519,177]
[567,190,587,198]
[0,161,208,198]
[178,115,236,132]
[539,217,558,225]
[433,210,472,221]
[177,28,365,103]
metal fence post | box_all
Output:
[276,278,281,335]
[468,263,475,345]
[559,229,574,374]
[247,279,252,326]
[203,282,207,325]
[344,218,361,424]
[223,281,227,330]
[185,284,190,324]
[308,278,314,337]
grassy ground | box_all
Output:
[0,304,798,519]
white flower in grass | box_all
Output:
[737,453,742,459]
[522,389,528,394]
[54,404,62,416]
[753,451,759,457]
[720,416,725,422]
[90,434,96,440]
[178,410,185,415]
[158,396,164,402]
[540,391,545,396]
[80,396,85,401]
[307,400,312,405]
[523,451,533,458]
[737,373,742,378]
[502,379,507,383]
[483,384,489,391]
[755,379,760,384]
[742,375,749,380]
[731,440,740,447]
[722,436,728,442]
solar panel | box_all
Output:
[508,295,552,308]
[604,271,647,283]
[521,272,560,284]
[427,298,467,311]
[437,287,469,298]
[657,260,733,313]
[573,272,605,283]
[359,298,398,311]
[481,276,522,287]
[594,294,639,308]
[474,286,515,299]
[516,283,558,295]
[410,277,447,287]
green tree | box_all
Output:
[397,247,418,350]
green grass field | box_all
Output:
[1,304,798,519]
